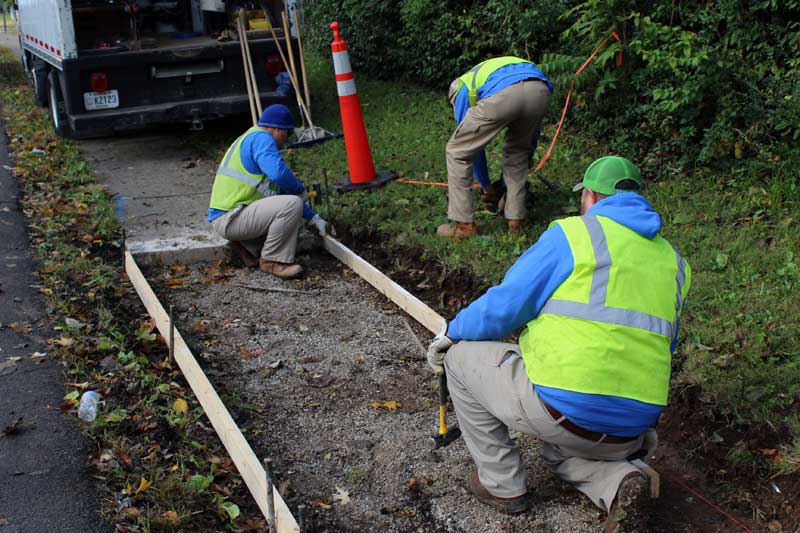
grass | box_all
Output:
[0,46,266,532]
[195,51,800,480]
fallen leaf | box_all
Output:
[239,347,263,360]
[173,398,189,415]
[9,322,32,333]
[121,507,140,520]
[135,476,152,495]
[371,400,401,411]
[2,417,24,436]
[191,320,210,332]
[311,498,332,510]
[54,337,75,347]
[407,477,419,492]
[0,358,19,377]
[30,352,47,361]
[159,510,179,526]
[332,486,351,505]
[221,501,240,520]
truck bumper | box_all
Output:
[68,92,293,138]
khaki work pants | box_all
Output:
[211,195,303,263]
[444,341,645,512]
[445,80,551,223]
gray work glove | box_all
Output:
[426,322,452,375]
[309,214,328,237]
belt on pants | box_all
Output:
[541,399,639,444]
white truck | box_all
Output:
[16,0,302,138]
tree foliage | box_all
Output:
[303,0,800,171]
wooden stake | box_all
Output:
[168,304,175,368]
[264,458,276,533]
[124,251,299,532]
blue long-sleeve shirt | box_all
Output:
[448,193,671,436]
[452,62,553,188]
[208,130,315,222]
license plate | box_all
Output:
[83,90,119,111]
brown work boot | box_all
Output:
[259,259,304,279]
[603,472,649,533]
[507,219,524,233]
[468,468,529,515]
[230,241,259,269]
[436,222,478,238]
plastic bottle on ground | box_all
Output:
[78,390,99,422]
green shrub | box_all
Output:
[303,0,568,86]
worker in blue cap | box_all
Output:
[208,104,329,279]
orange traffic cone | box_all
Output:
[329,21,396,191]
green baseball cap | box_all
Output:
[572,156,643,196]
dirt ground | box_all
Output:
[155,246,618,533]
[147,236,772,533]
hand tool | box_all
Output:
[428,373,461,450]
[237,16,257,125]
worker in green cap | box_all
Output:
[426,156,691,530]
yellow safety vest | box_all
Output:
[209,126,280,212]
[457,56,531,106]
[519,214,691,405]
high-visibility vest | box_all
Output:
[457,56,531,106]
[209,126,280,212]
[519,214,691,406]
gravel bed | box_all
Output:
[161,242,605,532]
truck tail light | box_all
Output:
[266,55,283,76]
[90,72,108,92]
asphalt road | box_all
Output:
[0,114,108,530]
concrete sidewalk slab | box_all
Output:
[77,133,230,265]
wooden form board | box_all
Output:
[323,236,446,334]
[124,251,298,532]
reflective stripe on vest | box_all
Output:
[215,128,279,197]
[540,216,687,339]
[519,213,690,405]
[458,56,530,106]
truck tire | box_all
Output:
[32,60,48,108]
[47,71,73,138]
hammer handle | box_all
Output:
[438,373,448,406]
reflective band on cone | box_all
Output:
[330,21,376,184]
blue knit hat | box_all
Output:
[257,104,295,129]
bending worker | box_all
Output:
[208,104,328,279]
[427,156,691,531]
[437,56,553,238]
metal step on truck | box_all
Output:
[16,0,303,138]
